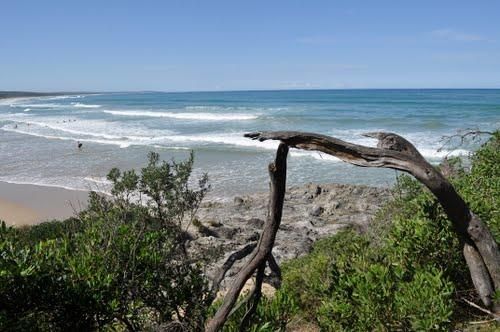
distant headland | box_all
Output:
[0,91,92,100]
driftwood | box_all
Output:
[205,143,289,332]
[244,131,500,312]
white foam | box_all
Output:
[1,117,185,149]
[152,145,191,150]
[0,177,89,192]
[6,117,176,139]
[5,120,127,140]
[1,126,133,148]
[71,102,101,108]
[162,133,280,149]
[103,109,258,121]
[290,150,342,162]
[0,175,115,194]
[84,176,112,186]
[11,103,67,109]
[159,133,346,162]
[1,114,470,163]
[330,129,471,160]
[45,95,84,100]
[0,112,28,119]
[418,148,469,159]
[0,97,36,106]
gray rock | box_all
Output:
[355,202,369,211]
[218,226,239,239]
[246,218,265,228]
[304,194,315,200]
[190,182,391,290]
[314,185,322,196]
[329,200,341,209]
[310,218,325,227]
[234,196,244,205]
[310,205,324,216]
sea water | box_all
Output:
[0,89,498,198]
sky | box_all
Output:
[1,0,499,91]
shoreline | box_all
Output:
[0,179,391,289]
[0,177,390,228]
[0,181,89,226]
[0,178,392,291]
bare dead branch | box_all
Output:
[462,298,499,318]
[205,143,289,332]
[245,130,500,311]
[240,262,266,331]
[464,243,495,308]
[439,129,494,152]
[210,242,258,298]
[266,254,282,289]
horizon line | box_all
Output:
[2,87,500,95]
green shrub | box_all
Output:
[395,269,454,331]
[267,132,499,331]
[210,290,298,332]
[280,229,455,331]
[454,131,500,242]
[0,152,210,331]
[12,217,83,246]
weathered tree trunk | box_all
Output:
[205,143,289,332]
[245,131,500,311]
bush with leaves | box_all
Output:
[454,131,499,242]
[260,132,499,331]
[280,229,455,331]
[0,152,210,331]
[209,290,298,332]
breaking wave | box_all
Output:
[71,102,101,108]
[103,110,258,121]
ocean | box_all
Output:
[0,89,498,198]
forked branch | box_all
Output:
[245,131,500,311]
[205,143,289,332]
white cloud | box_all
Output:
[431,28,489,42]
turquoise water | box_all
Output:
[0,89,498,198]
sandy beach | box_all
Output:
[0,181,88,226]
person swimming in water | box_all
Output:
[77,141,83,149]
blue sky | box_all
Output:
[1,0,499,91]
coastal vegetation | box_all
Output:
[0,132,498,331]
[0,152,211,331]
[221,131,499,331]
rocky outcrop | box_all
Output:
[187,182,390,289]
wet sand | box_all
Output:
[0,181,89,226]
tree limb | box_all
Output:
[239,262,266,331]
[439,129,494,152]
[210,242,258,298]
[266,254,282,289]
[205,143,289,332]
[245,131,500,310]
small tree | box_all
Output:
[0,152,210,331]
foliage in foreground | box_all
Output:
[0,133,498,331]
[229,132,499,331]
[0,152,210,331]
